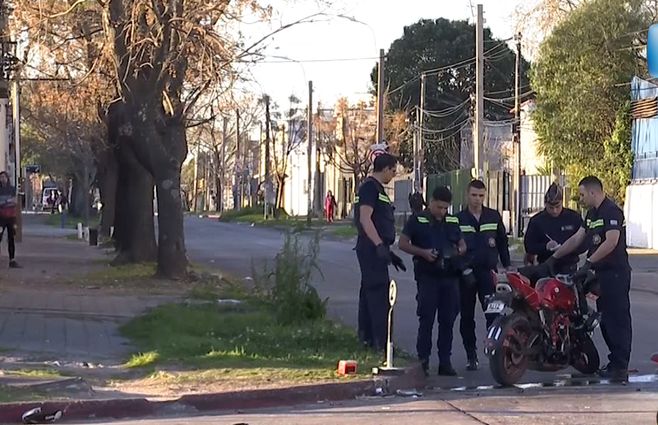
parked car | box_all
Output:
[42,187,58,211]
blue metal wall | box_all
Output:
[631,77,658,181]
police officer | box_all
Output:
[399,186,465,377]
[547,176,631,383]
[354,153,406,352]
[457,179,511,371]
[524,183,583,274]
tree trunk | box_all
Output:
[70,175,86,217]
[275,174,286,217]
[107,101,157,264]
[97,147,118,238]
[153,118,187,278]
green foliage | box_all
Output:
[120,302,379,372]
[254,232,327,325]
[601,103,633,202]
[374,18,529,173]
[531,0,647,202]
[125,351,160,368]
[219,205,284,221]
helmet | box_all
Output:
[544,183,563,205]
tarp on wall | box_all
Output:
[630,77,658,181]
[624,183,658,249]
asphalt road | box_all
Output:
[185,216,658,388]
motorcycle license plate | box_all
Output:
[485,300,505,314]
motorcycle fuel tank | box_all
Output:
[535,278,576,311]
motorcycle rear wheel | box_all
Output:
[489,313,531,386]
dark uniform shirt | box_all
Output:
[524,208,583,267]
[583,197,629,271]
[457,207,510,270]
[402,210,463,276]
[354,177,395,249]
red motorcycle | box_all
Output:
[483,265,601,386]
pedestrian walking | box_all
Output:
[456,179,511,371]
[353,153,406,352]
[399,186,465,376]
[0,171,20,268]
[547,176,632,383]
[57,190,69,228]
[325,190,337,223]
[523,183,583,274]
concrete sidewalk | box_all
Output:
[0,289,175,360]
[0,216,177,362]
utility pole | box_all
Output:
[376,48,385,144]
[0,1,9,176]
[413,107,420,192]
[235,109,241,210]
[192,142,199,212]
[474,3,484,179]
[264,95,272,219]
[314,103,322,215]
[419,72,426,192]
[306,81,313,224]
[220,116,227,213]
[11,76,20,241]
[514,32,523,237]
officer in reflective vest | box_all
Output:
[399,186,466,377]
[456,179,511,371]
[353,153,405,351]
[547,176,631,383]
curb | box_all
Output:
[0,369,423,423]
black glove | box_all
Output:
[573,260,592,281]
[375,243,392,264]
[390,252,407,272]
[543,256,557,276]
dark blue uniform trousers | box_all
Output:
[356,247,390,351]
[416,274,460,364]
[596,268,632,370]
[459,267,495,357]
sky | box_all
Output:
[241,0,524,109]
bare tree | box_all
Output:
[514,0,586,57]
[331,98,376,191]
[269,95,306,213]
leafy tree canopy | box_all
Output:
[372,18,529,174]
[531,0,648,202]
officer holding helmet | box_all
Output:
[399,186,466,377]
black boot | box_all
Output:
[420,358,429,377]
[466,353,479,371]
[598,364,628,383]
[438,363,457,376]
[9,260,21,269]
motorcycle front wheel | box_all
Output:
[488,313,531,386]
[571,333,600,375]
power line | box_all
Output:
[484,90,534,103]
[388,38,513,95]
[486,84,531,96]
[421,99,470,117]
[244,55,380,64]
